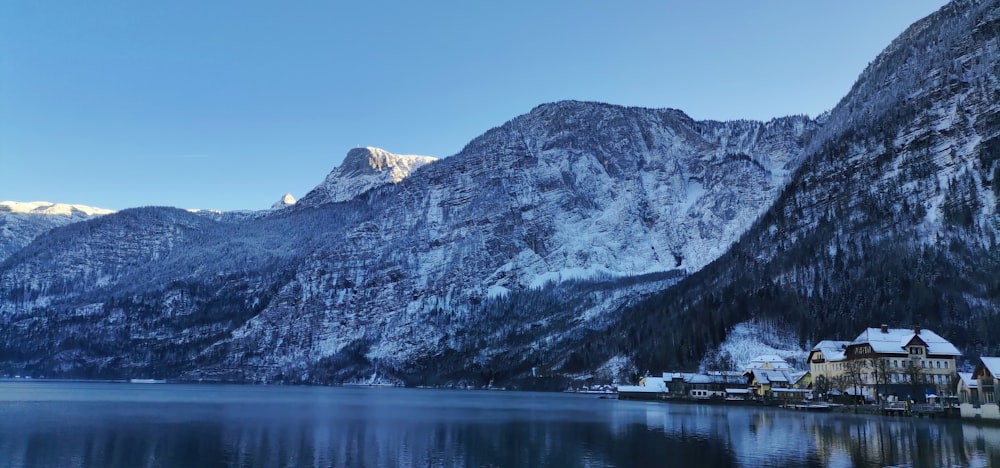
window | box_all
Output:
[921,360,926,368]
[936,361,941,369]
[893,360,898,368]
[944,361,949,369]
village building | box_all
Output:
[744,355,810,400]
[687,371,746,399]
[808,325,961,403]
[618,371,745,401]
[959,357,1000,420]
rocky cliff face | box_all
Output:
[200,103,816,381]
[0,102,815,383]
[611,0,1000,372]
[297,147,438,206]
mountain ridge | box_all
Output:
[2,0,996,387]
[605,0,1000,374]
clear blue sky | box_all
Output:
[0,1,949,211]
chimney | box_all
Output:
[880,324,889,333]
[914,325,921,335]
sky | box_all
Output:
[1,1,950,212]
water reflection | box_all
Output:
[0,382,997,467]
[631,401,1000,467]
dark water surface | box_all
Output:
[0,382,998,467]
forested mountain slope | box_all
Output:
[607,0,1000,373]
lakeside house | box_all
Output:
[744,355,810,400]
[959,357,1000,420]
[618,355,804,401]
[618,371,746,400]
[808,325,961,403]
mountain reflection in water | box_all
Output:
[0,382,996,467]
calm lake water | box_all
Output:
[0,382,998,467]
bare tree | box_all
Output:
[867,357,891,405]
[845,360,866,403]
[813,375,831,399]
[903,358,927,402]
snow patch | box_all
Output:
[700,319,808,372]
[0,201,114,217]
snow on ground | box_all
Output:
[700,319,808,372]
[595,355,632,384]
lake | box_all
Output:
[0,381,997,467]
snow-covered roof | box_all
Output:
[958,372,978,389]
[852,327,961,356]
[685,372,744,385]
[751,369,790,385]
[638,376,667,391]
[661,372,690,380]
[686,374,713,384]
[810,340,850,362]
[977,357,1000,378]
[745,355,793,371]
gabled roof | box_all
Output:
[789,370,809,385]
[745,355,793,371]
[958,372,978,389]
[852,327,961,356]
[810,340,850,362]
[974,357,1000,379]
[750,369,791,385]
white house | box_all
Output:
[809,325,960,402]
[960,357,1000,420]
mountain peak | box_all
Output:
[339,147,437,182]
[297,147,438,206]
[270,193,297,210]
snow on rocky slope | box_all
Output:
[296,146,438,206]
[0,201,114,262]
[203,102,816,380]
[612,0,1000,374]
[0,102,816,383]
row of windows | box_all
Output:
[853,346,926,356]
[883,373,950,384]
[817,358,950,371]
[889,359,948,369]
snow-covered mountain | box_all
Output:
[297,146,438,207]
[613,0,1000,373]
[0,103,815,383]
[270,193,297,210]
[0,201,114,262]
[3,0,996,385]
[199,104,816,382]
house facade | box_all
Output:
[959,357,1000,420]
[744,355,807,399]
[809,325,960,402]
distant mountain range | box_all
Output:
[1,0,997,387]
[0,201,114,262]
